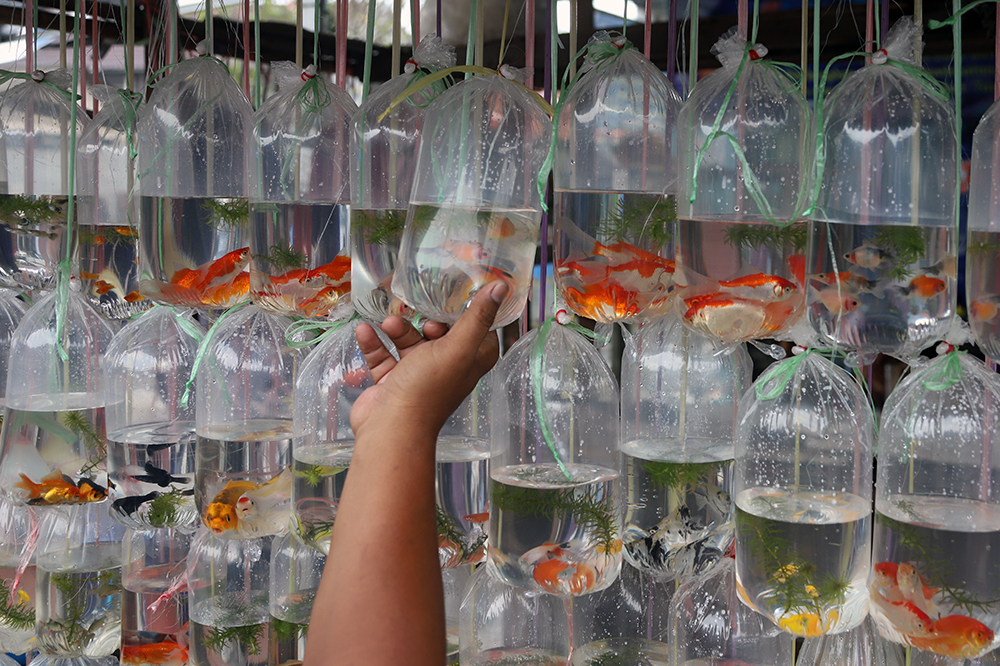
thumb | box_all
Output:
[442,281,508,353]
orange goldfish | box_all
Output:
[199,248,251,290]
[203,469,293,537]
[121,641,188,666]
[786,254,806,286]
[78,270,100,280]
[523,542,598,596]
[16,471,108,505]
[124,291,146,303]
[683,294,768,342]
[93,280,116,295]
[487,216,517,239]
[903,275,947,299]
[434,240,491,264]
[306,255,352,284]
[462,512,490,524]
[718,273,797,301]
[299,284,351,318]
[810,286,860,315]
[910,614,995,659]
[114,226,139,237]
[970,297,1000,322]
[203,271,250,307]
[564,283,641,321]
[845,245,892,269]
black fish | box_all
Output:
[112,491,161,517]
[133,462,189,488]
[145,442,176,453]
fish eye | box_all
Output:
[225,515,231,523]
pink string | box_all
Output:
[91,0,99,114]
[539,0,553,325]
[643,0,651,59]
[666,0,678,86]
[336,0,347,88]
[242,0,251,97]
[995,5,999,101]
[737,0,747,38]
[25,0,33,73]
[78,0,87,108]
[526,0,535,90]
[412,0,420,45]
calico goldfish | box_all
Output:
[203,468,293,537]
[903,275,947,299]
[522,542,598,597]
[970,297,1000,322]
[718,273,797,301]
[16,471,108,505]
[910,614,995,659]
[845,245,893,269]
[121,641,188,666]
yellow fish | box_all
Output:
[203,468,292,537]
[777,608,838,637]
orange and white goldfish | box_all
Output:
[564,282,642,321]
[199,248,251,290]
[203,468,293,537]
[902,275,947,299]
[463,512,490,524]
[910,614,995,659]
[144,248,251,307]
[121,641,188,666]
[810,286,860,315]
[896,563,939,616]
[16,471,108,505]
[522,542,599,597]
[487,216,518,240]
[718,273,797,302]
[808,271,881,293]
[845,245,893,269]
[683,293,768,342]
[970,297,1000,322]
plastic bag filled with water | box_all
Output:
[249,64,357,319]
[872,349,1000,659]
[967,95,1000,365]
[391,65,551,328]
[137,50,252,311]
[553,31,682,324]
[809,17,957,359]
[490,319,621,597]
[268,531,324,665]
[351,35,455,321]
[734,349,874,636]
[675,28,811,344]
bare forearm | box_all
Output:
[305,423,444,666]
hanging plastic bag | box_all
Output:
[734,349,874,636]
[553,31,682,324]
[675,28,811,344]
[249,63,357,319]
[489,319,621,597]
[194,304,301,539]
[620,312,751,580]
[797,615,905,666]
[0,496,35,655]
[137,51,252,310]
[873,349,1000,659]
[0,69,88,290]
[808,17,957,359]
[269,531,325,664]
[392,65,551,328]
[77,85,147,319]
[292,319,372,554]
[351,35,456,321]
[966,94,1000,365]
[0,290,25,408]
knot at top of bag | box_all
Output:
[711,26,766,70]
[872,16,922,67]
[498,63,529,84]
[404,34,457,74]
[580,30,636,71]
[195,40,208,56]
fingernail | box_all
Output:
[490,281,509,304]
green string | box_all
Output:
[530,319,572,482]
[180,300,249,409]
[920,350,965,391]
[116,89,143,161]
[362,0,376,101]
[161,306,207,346]
[754,349,817,401]
[145,55,229,89]
[928,0,998,29]
[296,74,332,113]
[284,312,359,348]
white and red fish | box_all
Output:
[810,286,860,315]
[521,542,599,597]
[683,293,768,342]
[718,272,797,302]
[844,245,892,269]
[900,275,947,300]
[925,254,958,280]
[203,468,293,538]
[910,614,995,659]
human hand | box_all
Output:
[350,282,506,439]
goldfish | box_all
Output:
[564,282,641,321]
[199,248,251,290]
[305,255,352,284]
[78,270,100,280]
[683,294,768,342]
[114,226,139,237]
[925,254,958,279]
[487,216,517,240]
[299,284,351,318]
[809,271,881,293]
[845,245,893,269]
[203,468,293,537]
[810,286,860,315]
[910,614,995,659]
[718,273,797,302]
[433,240,491,265]
[871,591,934,639]
[462,512,490,524]
[94,280,116,295]
[902,275,947,299]
[970,297,1000,322]
[203,271,251,307]
[522,542,598,597]
[786,254,806,286]
[896,562,939,615]
[124,291,146,303]
[16,471,108,505]
[144,248,251,307]
[121,640,188,666]
[777,612,826,637]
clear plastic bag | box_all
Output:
[808,17,957,358]
[77,85,147,319]
[351,35,456,321]
[0,69,87,290]
[675,28,811,343]
[620,313,750,580]
[489,321,621,596]
[570,563,673,652]
[734,350,874,636]
[104,306,203,529]
[249,64,357,319]
[0,290,25,407]
[553,32,682,324]
[291,320,372,553]
[872,350,1000,659]
[0,496,35,654]
[137,54,253,310]
[392,66,551,327]
[269,531,324,664]
[966,96,1000,364]
[194,304,300,539]
[0,287,114,504]
[797,615,905,666]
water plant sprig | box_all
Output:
[724,222,807,253]
[0,195,67,227]
[597,194,676,248]
[641,460,727,490]
[292,464,345,488]
[868,226,927,281]
[258,245,307,272]
[353,209,407,245]
[147,488,193,528]
[0,579,34,632]
[204,199,250,229]
[204,622,265,655]
[68,411,106,477]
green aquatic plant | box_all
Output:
[295,516,334,548]
[877,511,1000,615]
[78,225,139,246]
[597,194,676,248]
[491,479,618,554]
[203,199,250,229]
[147,488,191,528]
[0,195,67,227]
[45,570,120,654]
[271,616,309,642]
[435,506,486,564]
[66,411,106,477]
[868,226,927,280]
[204,622,265,655]
[293,464,345,489]
[724,222,807,253]
[258,245,307,272]
[968,239,1000,256]
[641,460,726,491]
[0,579,34,632]
[585,643,647,666]
[354,209,407,246]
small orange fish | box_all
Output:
[786,254,806,286]
[845,245,892,269]
[462,511,490,524]
[487,216,517,239]
[910,614,995,659]
[114,226,139,237]
[905,275,947,299]
[565,283,640,321]
[79,270,100,280]
[524,543,598,596]
[121,641,188,666]
[811,287,860,315]
[94,279,116,295]
[970,298,1000,322]
[595,240,674,271]
[718,273,797,301]
[124,291,146,303]
[16,471,108,505]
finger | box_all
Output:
[473,328,501,375]
[356,323,397,383]
[441,281,506,356]
[380,315,426,352]
[422,321,449,340]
